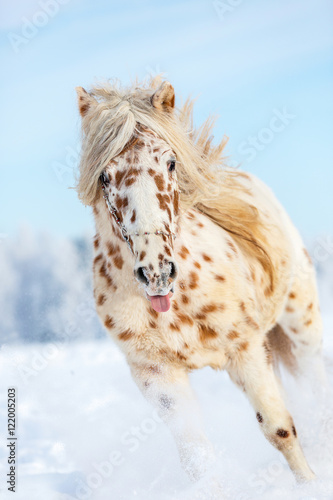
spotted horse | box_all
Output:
[75,77,325,487]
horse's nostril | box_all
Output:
[135,267,149,286]
[169,261,177,280]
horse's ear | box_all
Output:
[151,81,175,111]
[75,87,97,117]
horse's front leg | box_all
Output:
[129,361,216,482]
[227,337,315,482]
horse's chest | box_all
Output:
[112,297,230,370]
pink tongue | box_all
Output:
[150,294,171,313]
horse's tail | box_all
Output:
[267,324,297,374]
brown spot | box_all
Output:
[227,240,237,253]
[198,323,219,343]
[93,254,103,266]
[99,262,107,278]
[115,195,129,211]
[245,315,259,330]
[194,261,201,269]
[164,245,171,257]
[290,327,298,334]
[172,301,179,311]
[292,425,297,437]
[238,341,249,352]
[163,221,171,234]
[93,205,99,216]
[130,210,136,223]
[167,183,172,192]
[93,235,100,249]
[149,320,157,329]
[197,222,204,228]
[256,412,263,423]
[215,274,226,282]
[289,292,296,299]
[105,273,114,289]
[227,330,239,341]
[181,295,190,305]
[304,319,312,327]
[113,254,124,269]
[104,315,114,329]
[276,429,289,438]
[115,169,126,189]
[118,330,133,341]
[127,167,141,177]
[156,193,172,220]
[97,294,106,306]
[195,312,207,321]
[201,304,218,314]
[149,307,159,318]
[106,242,119,256]
[169,322,180,331]
[153,174,165,191]
[285,306,294,313]
[307,303,313,310]
[148,364,161,374]
[158,253,164,261]
[148,168,155,177]
[173,190,179,215]
[239,301,246,313]
[176,351,187,362]
[202,253,212,262]
[188,271,199,289]
[156,192,170,206]
[139,251,146,262]
[125,177,136,187]
[179,245,189,259]
[187,211,195,220]
[176,313,194,326]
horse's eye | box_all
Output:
[99,172,109,186]
[167,160,176,173]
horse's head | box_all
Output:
[76,82,180,312]
[100,127,180,312]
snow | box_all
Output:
[0,229,333,499]
[0,316,332,499]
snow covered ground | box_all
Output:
[0,315,332,500]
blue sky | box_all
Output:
[1,0,333,240]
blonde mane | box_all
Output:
[77,76,276,292]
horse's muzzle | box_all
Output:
[134,260,178,290]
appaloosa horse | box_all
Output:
[75,77,324,486]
